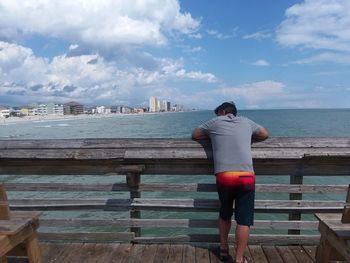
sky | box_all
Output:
[0,0,349,109]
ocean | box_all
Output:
[1,109,349,235]
[1,108,350,139]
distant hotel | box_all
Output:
[149,96,182,112]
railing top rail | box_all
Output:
[0,137,350,149]
[1,138,349,175]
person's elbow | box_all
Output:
[253,127,269,141]
[192,128,208,140]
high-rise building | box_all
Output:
[161,100,168,112]
[167,101,171,112]
[149,96,158,112]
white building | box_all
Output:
[37,104,47,116]
[149,96,158,112]
[96,106,106,114]
[161,100,168,112]
[47,103,64,115]
[0,107,10,118]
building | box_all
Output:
[37,104,47,116]
[0,107,10,118]
[47,103,64,115]
[161,100,168,112]
[167,102,171,112]
[63,101,84,115]
[20,106,37,116]
[172,104,184,112]
[149,96,158,112]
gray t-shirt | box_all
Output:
[199,114,262,174]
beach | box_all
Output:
[0,112,152,125]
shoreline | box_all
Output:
[0,111,187,125]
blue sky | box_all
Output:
[0,0,349,109]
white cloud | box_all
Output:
[252,60,270,66]
[0,41,217,105]
[243,30,271,40]
[277,0,350,52]
[218,81,285,106]
[0,0,200,48]
[206,28,237,40]
[69,44,79,51]
[294,52,350,65]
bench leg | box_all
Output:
[316,236,332,263]
[25,233,42,263]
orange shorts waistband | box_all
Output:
[215,171,255,177]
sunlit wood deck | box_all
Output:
[8,242,319,263]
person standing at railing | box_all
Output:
[192,101,269,263]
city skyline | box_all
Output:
[0,1,349,109]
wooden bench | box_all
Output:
[0,184,42,263]
[315,184,350,263]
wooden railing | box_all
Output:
[0,138,349,245]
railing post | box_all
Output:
[126,172,141,237]
[288,163,304,235]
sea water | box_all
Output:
[1,109,350,139]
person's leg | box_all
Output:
[234,184,255,263]
[235,224,250,262]
[219,217,231,250]
[216,183,234,259]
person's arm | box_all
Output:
[192,127,209,140]
[252,127,269,142]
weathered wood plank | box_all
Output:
[134,234,320,245]
[104,243,132,263]
[195,245,210,263]
[275,246,299,263]
[127,244,145,263]
[207,244,221,263]
[4,182,348,194]
[40,242,68,263]
[2,145,349,160]
[1,137,349,149]
[167,244,183,263]
[248,245,268,263]
[153,244,170,263]
[182,244,195,263]
[138,244,157,263]
[7,198,345,212]
[288,246,314,263]
[39,218,319,230]
[262,246,284,263]
[302,245,316,262]
[1,158,350,175]
[85,243,120,263]
[38,232,135,242]
[60,243,95,263]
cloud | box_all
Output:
[252,60,270,66]
[0,41,217,105]
[243,30,271,40]
[0,0,200,48]
[218,81,285,106]
[177,80,350,109]
[207,28,237,40]
[277,0,350,52]
[294,52,350,65]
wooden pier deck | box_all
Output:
[9,242,318,263]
